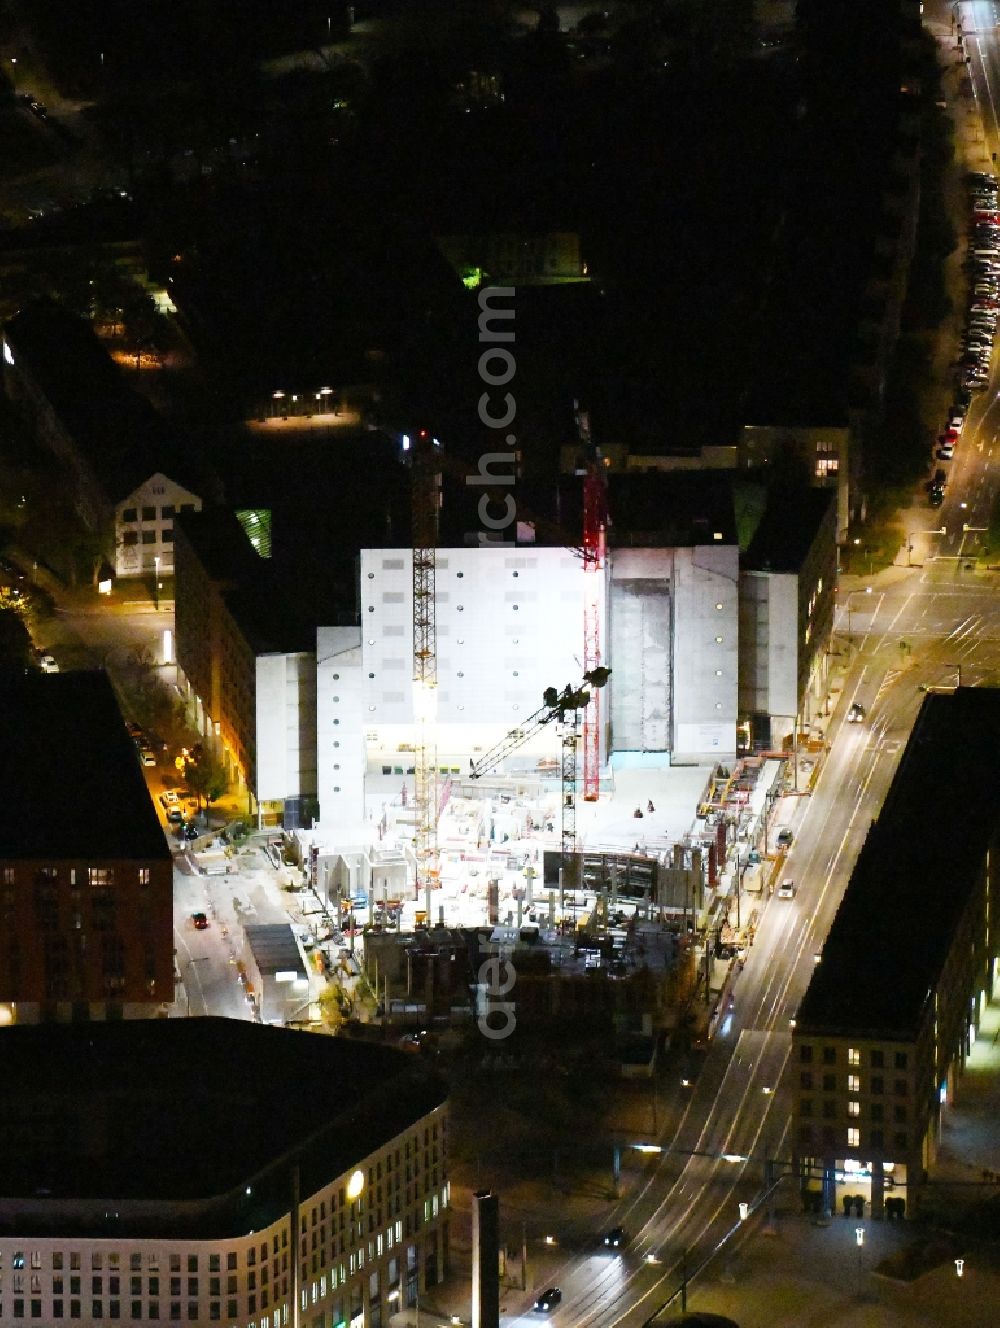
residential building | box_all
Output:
[739,425,850,543]
[738,488,837,750]
[173,509,318,826]
[116,473,202,578]
[0,672,173,1021]
[792,689,1000,1218]
[0,1018,449,1328]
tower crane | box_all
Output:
[469,669,611,879]
[411,430,440,918]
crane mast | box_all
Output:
[411,431,439,916]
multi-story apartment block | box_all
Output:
[174,508,318,827]
[0,1019,449,1328]
[0,672,173,1021]
[793,689,1000,1217]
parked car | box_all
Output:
[38,653,58,673]
[936,442,955,459]
[929,487,945,507]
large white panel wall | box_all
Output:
[255,652,317,802]
[359,547,587,729]
[316,626,366,839]
[671,544,739,761]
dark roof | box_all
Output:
[3,301,172,503]
[0,672,169,861]
[245,923,306,977]
[175,508,318,653]
[797,690,1000,1040]
[743,487,835,572]
[0,1017,447,1238]
[603,471,737,548]
[174,507,262,584]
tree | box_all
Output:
[183,750,228,808]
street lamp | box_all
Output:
[739,1201,750,1221]
[855,1226,865,1297]
[844,585,873,651]
[153,555,160,611]
[955,1258,965,1278]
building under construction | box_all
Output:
[314,471,742,853]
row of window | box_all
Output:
[1,1297,267,1320]
[800,1045,908,1069]
[123,531,174,546]
[121,505,196,523]
[798,1126,908,1151]
[0,868,153,888]
[799,1073,909,1095]
[800,1100,907,1122]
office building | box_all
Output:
[793,689,1000,1217]
[0,1018,449,1328]
[0,672,173,1021]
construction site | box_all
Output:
[296,435,832,1042]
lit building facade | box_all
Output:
[0,1021,449,1328]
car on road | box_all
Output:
[929,487,945,507]
[191,912,209,929]
[140,749,157,766]
[936,442,955,459]
[533,1289,562,1312]
[776,827,793,848]
[603,1226,627,1248]
[847,702,866,723]
[777,879,796,899]
[38,653,58,673]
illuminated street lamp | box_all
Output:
[153,555,160,611]
[845,585,873,650]
[739,1201,750,1221]
[955,1258,965,1278]
[855,1226,865,1297]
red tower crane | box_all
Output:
[582,463,608,802]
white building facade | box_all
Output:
[116,473,202,578]
[314,540,739,843]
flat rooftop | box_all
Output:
[797,689,1000,1040]
[744,487,835,573]
[0,672,169,862]
[0,1017,446,1238]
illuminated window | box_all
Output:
[88,868,114,887]
[848,1048,860,1066]
[816,458,839,476]
[847,1128,860,1148]
[848,1101,860,1117]
[847,1075,860,1093]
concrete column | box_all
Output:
[472,1190,500,1328]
